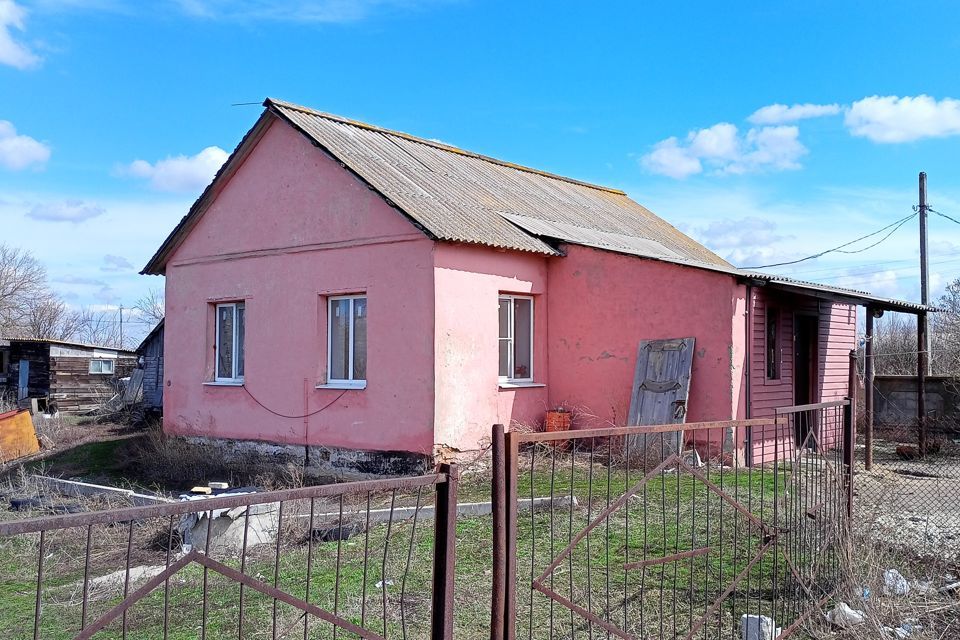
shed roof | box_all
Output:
[8,337,137,355]
[137,319,164,354]
[741,273,934,314]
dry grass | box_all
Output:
[116,421,315,493]
[821,532,960,639]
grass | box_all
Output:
[26,438,132,481]
[0,446,843,639]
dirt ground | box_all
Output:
[853,437,960,563]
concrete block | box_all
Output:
[741,614,779,640]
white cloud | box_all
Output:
[0,120,50,170]
[172,0,447,23]
[845,95,960,143]
[726,126,807,174]
[123,146,228,193]
[0,0,40,69]
[53,275,108,286]
[26,199,104,222]
[641,123,807,179]
[100,254,133,272]
[748,103,842,125]
[641,137,704,179]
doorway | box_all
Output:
[794,315,819,445]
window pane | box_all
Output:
[513,298,532,379]
[89,360,101,374]
[352,298,367,380]
[330,299,350,380]
[499,339,511,377]
[498,298,510,339]
[217,305,234,379]
[236,303,245,378]
[103,360,114,374]
[498,297,511,377]
[767,309,779,379]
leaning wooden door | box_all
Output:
[626,337,695,464]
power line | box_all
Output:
[810,255,960,283]
[930,208,960,226]
[742,212,918,270]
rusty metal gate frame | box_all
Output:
[492,402,853,640]
[0,466,459,640]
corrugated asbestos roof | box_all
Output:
[141,99,931,314]
[267,99,732,267]
[7,337,137,353]
[742,272,935,313]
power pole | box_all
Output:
[919,172,930,312]
[119,305,124,348]
[918,172,930,455]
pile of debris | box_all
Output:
[740,568,959,639]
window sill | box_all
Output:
[204,381,244,387]
[498,381,546,389]
[316,381,367,390]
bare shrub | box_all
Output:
[120,422,315,492]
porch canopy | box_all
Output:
[740,272,937,464]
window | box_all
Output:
[328,295,367,385]
[216,302,245,382]
[499,295,533,382]
[89,359,115,375]
[766,307,781,380]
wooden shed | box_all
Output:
[137,320,164,413]
[0,339,10,396]
[5,339,137,413]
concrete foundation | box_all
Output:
[183,435,431,479]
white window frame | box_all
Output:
[327,295,367,388]
[89,359,115,375]
[499,294,534,383]
[215,302,245,383]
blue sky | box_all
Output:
[3,0,960,342]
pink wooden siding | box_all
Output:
[747,288,856,462]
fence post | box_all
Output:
[504,429,518,640]
[491,425,506,640]
[432,463,459,640]
[843,398,854,519]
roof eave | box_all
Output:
[140,110,277,276]
[741,275,935,314]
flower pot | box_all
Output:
[544,410,572,432]
[544,409,572,448]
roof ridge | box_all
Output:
[264,98,627,196]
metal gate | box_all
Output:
[0,467,458,639]
[492,401,853,640]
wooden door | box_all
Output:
[794,315,819,445]
[626,337,695,464]
[17,360,29,401]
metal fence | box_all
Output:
[857,380,960,565]
[0,466,458,640]
[491,401,853,640]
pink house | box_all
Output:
[143,99,924,476]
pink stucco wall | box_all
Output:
[545,245,747,429]
[163,116,437,455]
[160,114,854,462]
[432,243,548,451]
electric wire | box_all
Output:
[242,385,348,419]
[742,212,918,270]
[930,208,960,226]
